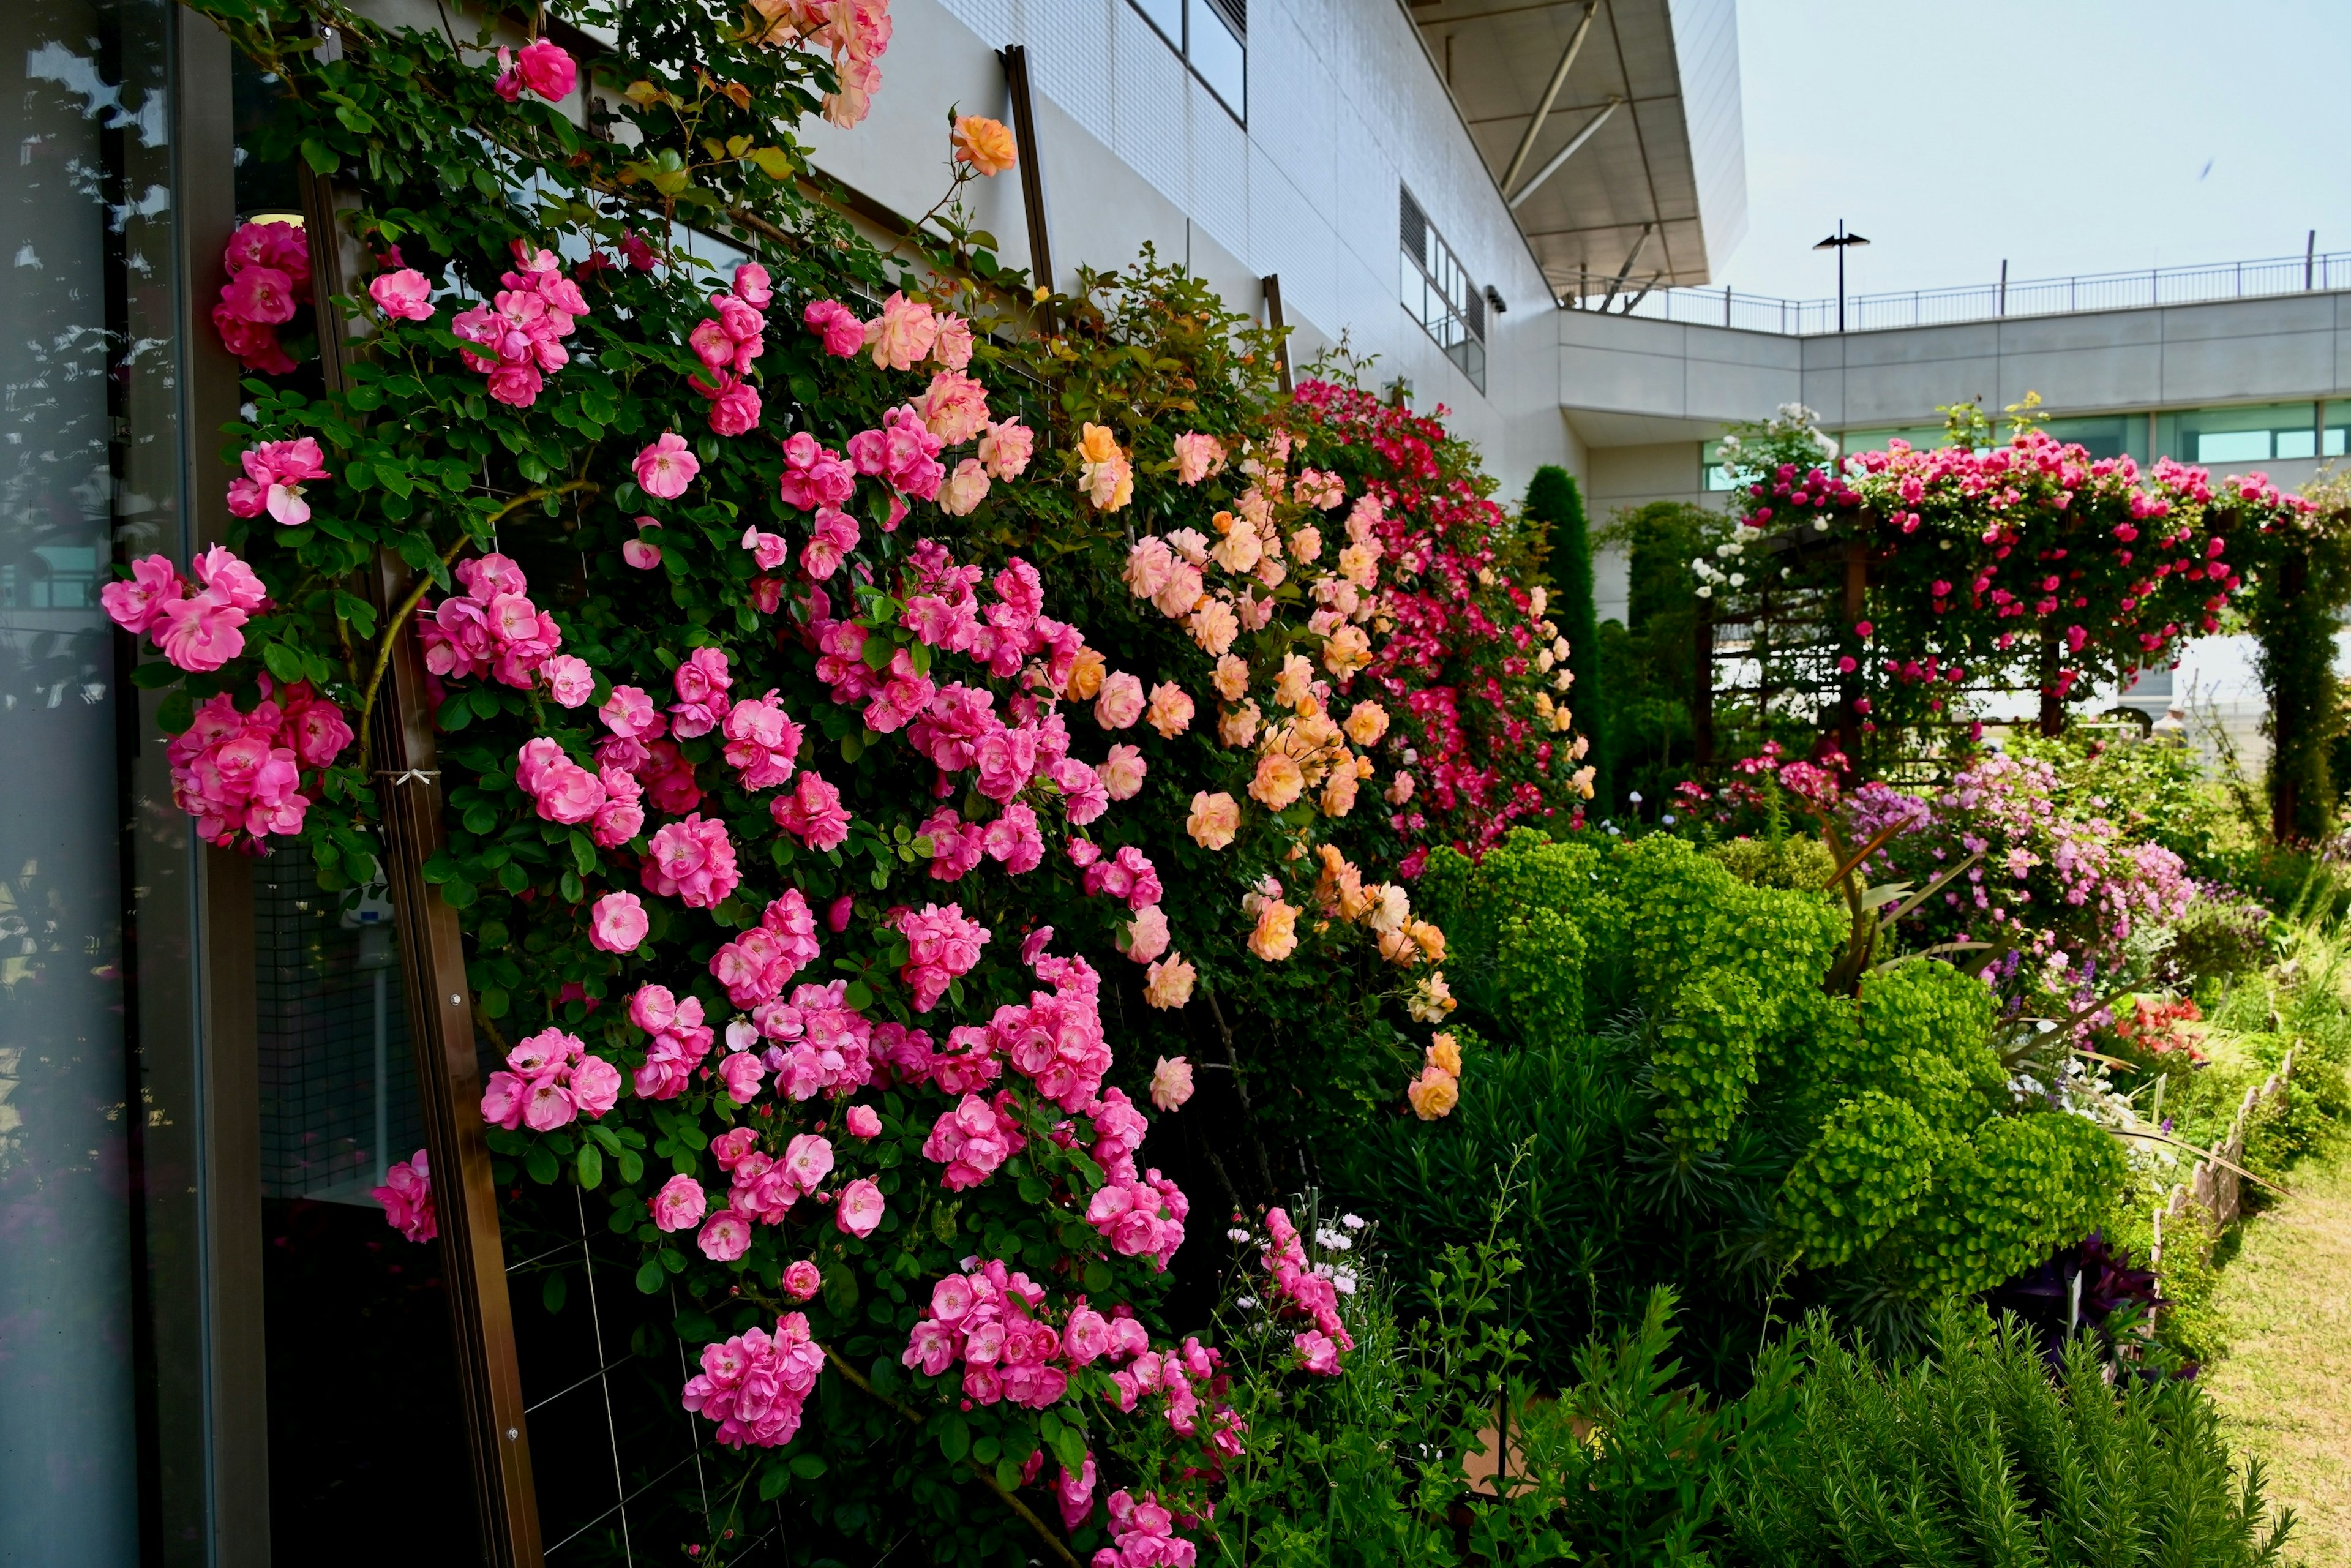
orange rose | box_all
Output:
[951,114,1018,176]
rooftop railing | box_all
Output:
[1567,249,2351,336]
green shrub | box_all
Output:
[1722,1305,2298,1567]
[1706,834,1839,891]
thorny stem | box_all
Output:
[354,479,596,737]
[820,1346,1079,1568]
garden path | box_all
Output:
[2200,1145,2351,1567]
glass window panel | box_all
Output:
[2196,430,2270,463]
[2275,428,2317,460]
[1129,0,1181,48]
[1187,0,1245,117]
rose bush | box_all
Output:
[131,0,1590,1559]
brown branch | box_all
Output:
[820,1346,1079,1568]
[354,481,596,736]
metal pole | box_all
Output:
[1837,237,1846,333]
[1998,259,2007,316]
[1725,285,1732,326]
[1499,1,1599,194]
[2307,230,2317,290]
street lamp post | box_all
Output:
[1813,220,1870,332]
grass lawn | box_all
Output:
[2201,1145,2351,1567]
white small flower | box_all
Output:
[1697,584,1714,598]
[1729,572,1746,588]
[1660,813,1677,825]
[1237,1296,1259,1310]
[1333,1269,1359,1295]
[1341,1213,1365,1230]
[1227,1228,1251,1244]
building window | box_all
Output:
[2158,402,2342,464]
[1400,187,1485,393]
[1128,0,1247,122]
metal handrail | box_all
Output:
[1566,249,2351,336]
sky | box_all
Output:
[1717,0,2351,302]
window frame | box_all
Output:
[1398,185,1487,394]
[1124,0,1247,126]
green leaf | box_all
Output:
[757,1461,790,1501]
[843,980,874,1010]
[479,986,508,1019]
[938,1412,971,1463]
[300,136,339,174]
[156,689,193,734]
[994,1457,1021,1494]
[1051,1422,1089,1473]
[970,1433,999,1466]
[1082,1259,1113,1294]
[788,1453,827,1480]
[571,832,598,877]
[261,642,306,683]
[576,1142,604,1189]
[525,1143,560,1185]
[635,1257,665,1294]
[822,1262,860,1316]
[334,591,380,640]
[749,145,795,179]
[541,1271,568,1313]
[616,1149,644,1185]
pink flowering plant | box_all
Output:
[1702,402,2319,767]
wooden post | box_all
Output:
[1000,46,1054,334]
[1262,274,1293,395]
[301,170,544,1568]
[2038,626,2064,738]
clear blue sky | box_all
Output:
[1718,0,2351,301]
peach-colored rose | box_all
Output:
[1167,528,1210,567]
[1343,700,1389,748]
[1125,904,1171,964]
[932,313,975,370]
[915,369,991,445]
[1406,970,1457,1023]
[978,419,1033,479]
[1319,766,1359,818]
[1338,540,1381,587]
[1247,898,1299,962]
[1367,884,1410,935]
[1145,681,1194,740]
[1237,591,1275,631]
[1098,742,1147,800]
[1288,525,1321,564]
[1188,598,1239,656]
[1143,953,1196,1008]
[1256,555,1288,590]
[1210,524,1262,576]
[1075,422,1133,512]
[1387,770,1416,805]
[1571,765,1597,799]
[1250,752,1305,811]
[951,114,1017,176]
[937,457,990,516]
[1409,920,1447,964]
[1427,1033,1462,1076]
[1322,624,1372,680]
[1149,1054,1194,1110]
[1063,646,1106,701]
[1154,561,1205,620]
[1406,1065,1458,1120]
[1274,653,1313,711]
[1171,432,1224,484]
[863,291,937,372]
[1219,700,1261,749]
[1187,791,1239,850]
[1094,672,1146,730]
[1212,655,1250,702]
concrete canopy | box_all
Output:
[1409,0,1747,303]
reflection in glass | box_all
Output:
[1187,0,1246,118]
[0,2,176,1562]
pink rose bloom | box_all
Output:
[1171,431,1225,484]
[653,1174,707,1232]
[1055,757,1111,825]
[484,362,544,408]
[803,298,865,358]
[1293,1330,1341,1375]
[781,1259,822,1300]
[716,1051,765,1103]
[621,538,662,570]
[836,1177,885,1238]
[102,553,184,636]
[369,268,435,321]
[1144,953,1196,1010]
[571,1054,622,1117]
[863,291,938,371]
[1097,744,1147,801]
[710,1125,760,1171]
[978,419,1034,481]
[937,457,990,517]
[1144,682,1194,740]
[220,263,297,326]
[982,800,1045,874]
[697,1210,752,1261]
[599,683,664,739]
[1127,905,1171,965]
[154,592,249,673]
[740,525,789,571]
[782,1132,834,1193]
[707,380,762,437]
[1149,1055,1193,1111]
[827,895,855,933]
[670,646,734,738]
[802,506,859,580]
[522,1078,576,1131]
[770,772,852,851]
[541,654,595,708]
[371,1150,437,1244]
[1094,672,1146,730]
[845,1105,882,1139]
[641,814,740,909]
[633,433,700,500]
[732,262,773,309]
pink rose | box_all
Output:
[622,538,662,570]
[803,298,865,358]
[716,1051,765,1104]
[708,380,762,437]
[368,268,435,321]
[782,1259,822,1300]
[653,1174,707,1232]
[571,1055,622,1118]
[589,891,649,953]
[633,433,700,500]
[1144,681,1194,740]
[1126,905,1171,965]
[542,654,595,708]
[863,291,937,371]
[845,1105,882,1139]
[102,554,184,636]
[836,1177,885,1238]
[1149,1055,1193,1111]
[1098,743,1147,801]
[697,1210,751,1261]
[1094,672,1146,730]
[978,420,1033,481]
